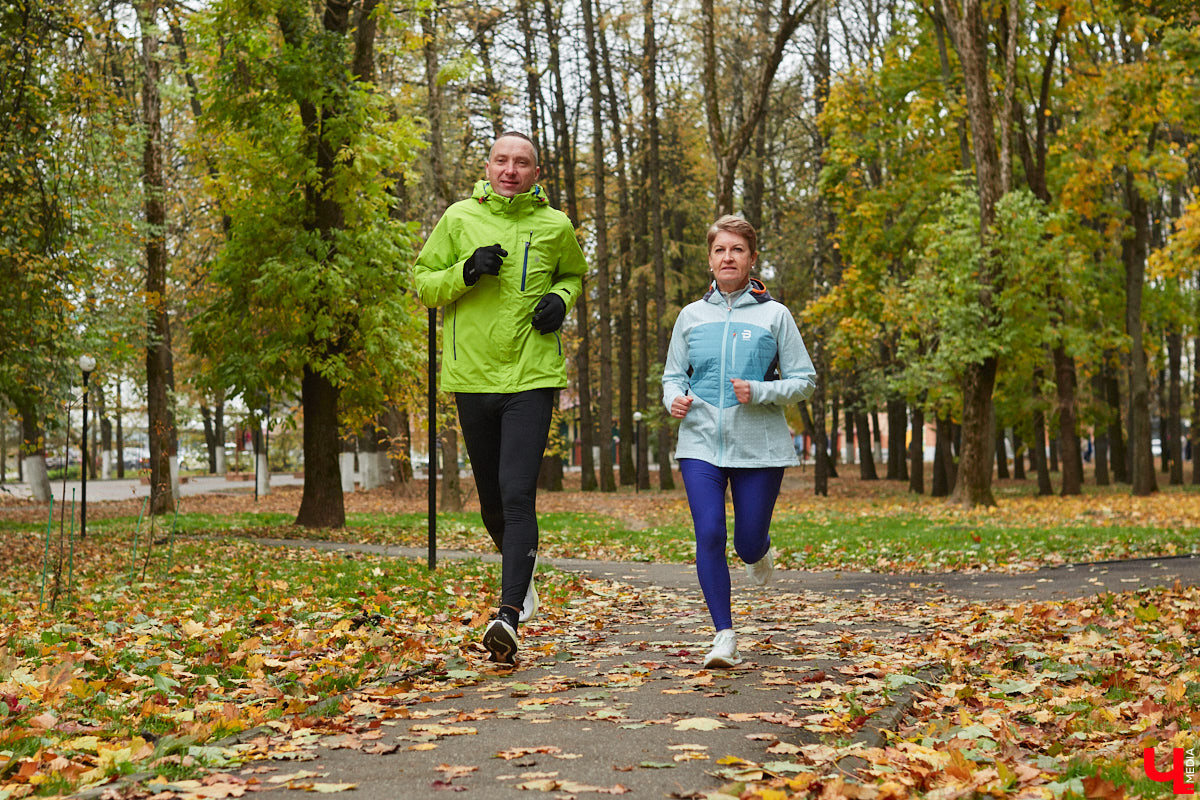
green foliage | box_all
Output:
[897,184,1091,418]
[190,0,426,426]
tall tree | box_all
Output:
[582,0,616,491]
[139,0,178,515]
[938,0,1004,508]
[195,0,420,528]
[700,0,818,215]
[643,0,674,490]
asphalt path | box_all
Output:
[188,538,1198,800]
[40,478,1198,799]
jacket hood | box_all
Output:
[703,277,773,304]
[472,179,551,213]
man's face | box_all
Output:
[485,136,540,198]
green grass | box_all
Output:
[25,502,1198,574]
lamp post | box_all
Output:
[633,411,643,494]
[79,355,96,541]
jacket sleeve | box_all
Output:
[749,307,816,406]
[413,212,472,309]
[662,313,691,410]
[545,222,586,313]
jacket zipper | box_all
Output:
[718,300,733,461]
[521,231,532,291]
[451,302,457,360]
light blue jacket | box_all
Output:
[662,279,816,467]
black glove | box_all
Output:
[531,292,566,334]
[463,243,507,285]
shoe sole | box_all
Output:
[483,625,518,665]
[703,654,741,669]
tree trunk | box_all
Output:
[886,397,907,480]
[643,0,673,491]
[474,18,504,140]
[636,267,650,492]
[540,0,585,492]
[439,408,463,511]
[931,411,954,498]
[952,359,998,507]
[359,422,380,491]
[995,430,1009,479]
[1102,351,1127,483]
[855,410,877,480]
[828,392,840,474]
[100,408,113,480]
[1012,431,1026,480]
[1031,397,1052,496]
[383,405,412,485]
[201,403,218,473]
[802,395,829,497]
[1167,329,1183,485]
[1123,176,1157,496]
[517,0,543,148]
[18,400,51,502]
[294,367,343,526]
[582,0,615,492]
[843,403,855,466]
[1054,344,1082,495]
[909,404,925,494]
[1091,365,1110,486]
[115,382,125,479]
[598,20,635,487]
[1193,335,1199,486]
[141,0,176,516]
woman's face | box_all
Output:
[708,230,756,293]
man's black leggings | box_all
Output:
[455,388,554,614]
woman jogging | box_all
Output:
[662,215,817,669]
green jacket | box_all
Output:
[413,180,586,393]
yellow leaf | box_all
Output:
[674,717,724,731]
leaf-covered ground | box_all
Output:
[1,474,1197,798]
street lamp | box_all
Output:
[633,411,643,494]
[79,354,96,541]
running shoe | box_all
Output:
[482,618,519,665]
[702,629,741,669]
[745,547,775,586]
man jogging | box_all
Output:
[413,132,586,665]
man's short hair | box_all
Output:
[707,214,758,254]
[491,131,539,166]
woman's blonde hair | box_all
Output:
[706,214,758,255]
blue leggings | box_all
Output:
[679,459,785,631]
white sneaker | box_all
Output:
[482,618,519,664]
[518,556,539,623]
[702,629,741,669]
[745,547,775,586]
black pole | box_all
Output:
[634,416,640,494]
[427,307,437,570]
[262,399,269,492]
[81,370,89,540]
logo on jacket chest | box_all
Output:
[734,329,751,341]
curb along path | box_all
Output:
[190,541,1200,799]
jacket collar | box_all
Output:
[703,277,772,305]
[472,179,550,213]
